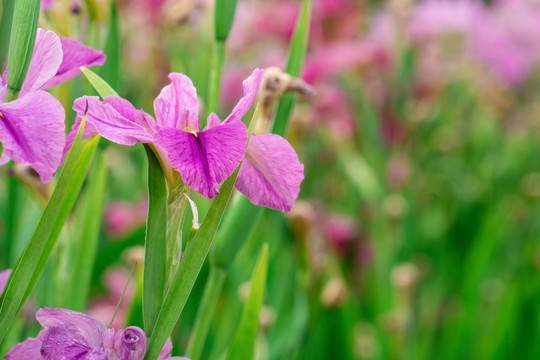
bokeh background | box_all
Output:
[3,0,540,359]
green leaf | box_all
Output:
[100,0,122,93]
[226,243,269,360]
[81,66,119,98]
[142,145,168,333]
[64,152,108,311]
[272,0,311,137]
[5,0,40,102]
[212,194,263,269]
[0,114,99,343]
[214,0,238,41]
[145,166,242,360]
[0,0,15,70]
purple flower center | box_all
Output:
[122,329,140,351]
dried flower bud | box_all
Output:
[321,277,347,308]
[256,67,315,134]
[383,194,408,219]
[354,322,379,359]
[390,262,420,294]
[259,306,277,329]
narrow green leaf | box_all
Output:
[81,67,119,98]
[185,266,227,359]
[214,0,238,41]
[5,0,40,102]
[142,145,168,333]
[0,114,99,343]
[24,136,100,302]
[146,166,242,360]
[0,0,15,70]
[99,0,122,92]
[212,194,263,269]
[272,0,311,137]
[226,243,269,360]
[65,152,108,311]
[206,40,226,116]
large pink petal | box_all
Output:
[236,134,304,212]
[40,324,92,359]
[156,121,247,198]
[223,68,263,124]
[154,73,200,131]
[36,308,106,348]
[19,29,62,96]
[5,337,43,360]
[0,91,65,183]
[41,37,106,90]
[65,96,155,152]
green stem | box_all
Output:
[185,266,226,359]
[4,87,19,103]
[207,40,226,117]
[166,182,189,286]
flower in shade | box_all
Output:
[6,307,189,360]
[0,28,105,183]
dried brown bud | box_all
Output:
[256,67,315,134]
[321,277,348,308]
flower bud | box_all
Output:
[114,326,148,360]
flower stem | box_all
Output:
[207,40,226,116]
[185,266,226,359]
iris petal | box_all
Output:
[236,133,304,212]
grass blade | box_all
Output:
[81,66,119,98]
[142,144,168,333]
[64,152,108,311]
[0,114,98,342]
[146,166,242,360]
[226,243,269,360]
[0,0,15,70]
[5,0,40,102]
[272,0,311,137]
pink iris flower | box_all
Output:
[5,307,189,360]
[0,28,105,183]
[67,68,304,212]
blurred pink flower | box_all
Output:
[105,199,148,238]
[470,0,540,84]
[407,0,483,41]
[324,215,358,257]
[303,41,386,84]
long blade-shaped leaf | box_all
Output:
[272,0,311,137]
[226,244,269,360]
[81,66,119,98]
[0,114,98,342]
[65,152,108,311]
[145,167,242,360]
[0,0,15,70]
[142,144,168,333]
[5,0,40,102]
